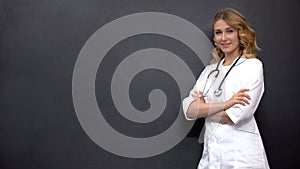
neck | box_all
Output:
[223,54,239,66]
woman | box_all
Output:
[182,8,270,168]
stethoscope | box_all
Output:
[202,56,241,97]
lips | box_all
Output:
[221,43,230,48]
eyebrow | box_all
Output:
[214,27,234,31]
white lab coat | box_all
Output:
[182,56,270,169]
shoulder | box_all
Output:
[239,58,264,82]
[233,57,264,80]
[201,63,217,73]
[245,58,263,67]
[238,57,263,71]
[196,63,216,81]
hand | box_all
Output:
[191,90,205,103]
[225,88,251,110]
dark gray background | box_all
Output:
[1,0,299,169]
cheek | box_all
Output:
[232,34,240,44]
[232,37,240,47]
[214,37,221,45]
[214,40,218,46]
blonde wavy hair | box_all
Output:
[210,8,260,64]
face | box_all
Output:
[213,19,240,57]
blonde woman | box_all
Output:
[182,8,270,168]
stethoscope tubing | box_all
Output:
[203,56,241,97]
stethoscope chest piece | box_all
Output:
[214,89,222,96]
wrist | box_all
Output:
[224,101,230,110]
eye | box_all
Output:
[226,28,235,34]
[215,31,222,35]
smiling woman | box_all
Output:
[182,8,270,169]
[213,20,240,65]
[211,8,260,65]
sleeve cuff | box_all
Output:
[225,106,241,124]
[182,96,197,120]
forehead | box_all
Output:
[214,19,231,30]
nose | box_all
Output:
[221,32,227,41]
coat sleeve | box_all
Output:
[226,59,265,125]
[182,66,211,120]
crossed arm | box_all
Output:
[185,88,251,124]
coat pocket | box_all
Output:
[232,129,265,168]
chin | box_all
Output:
[221,49,232,54]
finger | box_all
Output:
[234,96,248,105]
[191,94,198,99]
[239,95,250,102]
[239,97,250,105]
[238,93,251,100]
[194,91,201,97]
[239,88,249,93]
[244,94,251,100]
[243,98,250,105]
[243,93,251,100]
[193,94,202,100]
[238,100,246,106]
[236,91,250,98]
